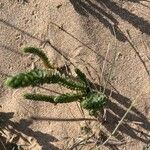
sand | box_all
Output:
[0,0,150,149]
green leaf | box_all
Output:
[24,93,56,103]
[24,93,83,104]
[5,69,86,90]
[80,92,107,115]
[75,68,87,84]
[54,93,84,103]
[5,69,48,88]
[23,47,54,69]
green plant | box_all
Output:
[5,47,107,116]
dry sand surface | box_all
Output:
[0,0,150,149]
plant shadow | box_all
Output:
[1,16,150,149]
[93,82,150,147]
[31,68,150,149]
[0,112,60,150]
[70,0,150,42]
[1,17,149,77]
[0,18,43,43]
[29,70,150,149]
[0,44,23,56]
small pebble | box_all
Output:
[56,4,62,9]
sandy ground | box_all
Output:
[0,0,150,149]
